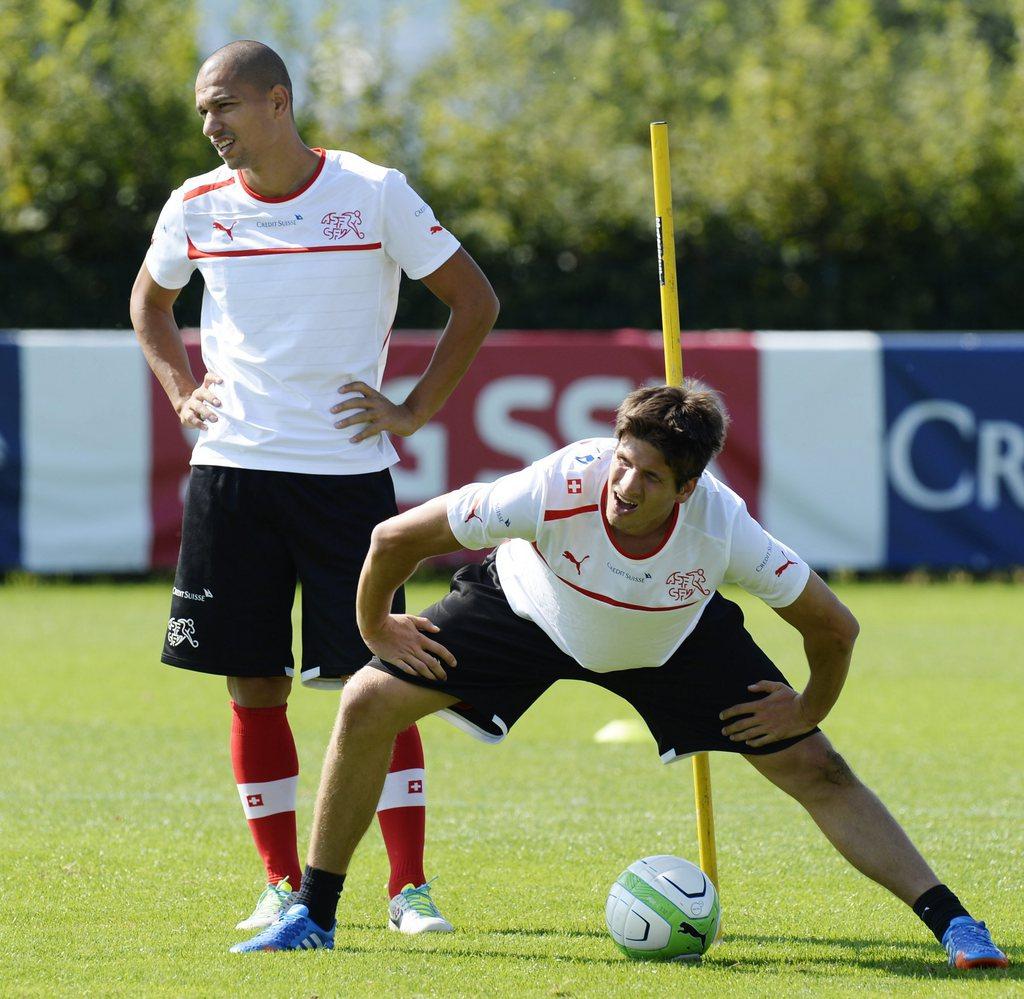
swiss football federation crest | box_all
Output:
[567,477,583,494]
[321,210,365,240]
[167,617,199,648]
[665,569,710,601]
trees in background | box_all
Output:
[0,0,205,325]
[3,0,1023,329]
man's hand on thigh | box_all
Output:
[720,679,817,748]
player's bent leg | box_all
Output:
[307,667,457,875]
[746,733,1009,969]
[227,675,302,930]
[745,732,938,904]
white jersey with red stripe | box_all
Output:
[145,148,460,474]
[447,439,810,672]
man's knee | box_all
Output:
[337,669,407,736]
[819,748,858,786]
[789,745,861,801]
[751,735,861,800]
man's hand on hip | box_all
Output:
[720,680,818,748]
[332,380,421,442]
[363,614,456,681]
[178,372,223,430]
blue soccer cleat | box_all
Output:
[230,903,334,953]
[942,916,1009,970]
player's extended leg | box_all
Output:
[747,732,1008,969]
[228,675,302,930]
[232,667,457,952]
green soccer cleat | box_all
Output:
[235,878,293,931]
[388,881,454,935]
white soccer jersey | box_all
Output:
[447,439,810,672]
[145,148,461,474]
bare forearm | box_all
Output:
[131,302,197,413]
[800,635,853,723]
[356,535,427,637]
[328,250,500,442]
[356,498,462,641]
[403,294,498,428]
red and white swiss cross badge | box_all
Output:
[567,478,582,495]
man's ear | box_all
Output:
[676,476,698,503]
[270,84,290,118]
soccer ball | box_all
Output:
[605,855,720,961]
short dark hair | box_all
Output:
[201,40,293,107]
[614,380,730,487]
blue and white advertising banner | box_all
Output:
[0,330,1022,572]
[883,334,1024,570]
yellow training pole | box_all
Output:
[650,121,720,897]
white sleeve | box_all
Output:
[447,465,546,550]
[144,189,196,290]
[724,502,810,607]
[381,169,461,280]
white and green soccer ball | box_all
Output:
[606,855,720,961]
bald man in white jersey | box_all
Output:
[233,381,1007,971]
[130,39,498,934]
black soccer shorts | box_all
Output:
[161,465,404,687]
[369,555,818,760]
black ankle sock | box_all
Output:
[293,865,345,930]
[912,884,970,943]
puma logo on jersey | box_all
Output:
[212,220,237,240]
[774,559,798,577]
[464,503,483,524]
[562,550,590,574]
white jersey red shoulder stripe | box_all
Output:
[145,148,460,475]
[447,439,810,672]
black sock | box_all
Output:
[293,865,345,930]
[912,884,970,943]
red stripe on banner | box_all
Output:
[384,328,762,529]
[147,330,762,570]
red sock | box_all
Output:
[376,723,427,897]
[230,702,302,888]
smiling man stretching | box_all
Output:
[234,381,1007,971]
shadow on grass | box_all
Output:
[337,923,1017,979]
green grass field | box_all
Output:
[1,576,1021,997]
